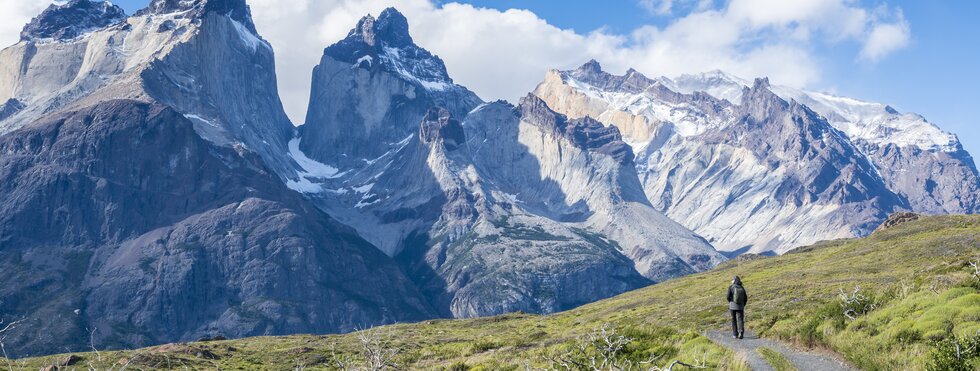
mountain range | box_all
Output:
[0,0,976,357]
[534,62,979,254]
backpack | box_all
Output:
[733,285,747,305]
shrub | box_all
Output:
[545,325,705,370]
[892,328,922,345]
[927,332,980,371]
[838,287,880,320]
[470,340,500,354]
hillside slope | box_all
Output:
[11,214,980,369]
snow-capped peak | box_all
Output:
[140,0,258,33]
[323,7,456,92]
[646,67,959,152]
[20,0,127,42]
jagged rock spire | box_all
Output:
[20,0,126,41]
[322,7,454,86]
[344,7,414,47]
[141,0,257,32]
[740,77,788,122]
[578,59,603,75]
[375,8,413,47]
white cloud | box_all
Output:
[639,0,674,15]
[0,0,912,124]
[245,0,912,123]
[860,16,911,62]
[0,0,50,47]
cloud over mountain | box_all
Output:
[242,0,910,123]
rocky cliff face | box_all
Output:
[464,96,723,280]
[0,100,432,357]
[299,8,482,169]
[0,0,293,173]
[294,9,723,318]
[666,71,980,217]
[533,62,937,254]
[0,0,438,357]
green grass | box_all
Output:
[8,215,980,370]
[757,347,796,371]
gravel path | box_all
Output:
[705,330,856,371]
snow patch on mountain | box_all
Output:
[289,137,343,178]
[666,71,960,152]
[354,55,373,68]
[286,137,346,193]
[564,75,732,138]
[379,46,451,91]
[230,17,268,52]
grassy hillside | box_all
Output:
[9,215,980,370]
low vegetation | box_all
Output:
[5,215,979,370]
[756,347,795,371]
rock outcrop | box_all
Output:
[0,100,432,357]
[1,0,293,174]
[20,0,126,42]
[299,8,482,168]
[875,212,921,232]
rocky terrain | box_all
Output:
[294,9,724,318]
[0,99,432,356]
[534,61,979,254]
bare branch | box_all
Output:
[0,318,26,371]
[355,327,400,371]
[330,344,356,371]
[89,327,103,364]
[838,286,878,320]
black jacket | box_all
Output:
[727,283,748,310]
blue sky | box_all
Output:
[104,0,980,156]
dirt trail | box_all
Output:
[705,330,855,371]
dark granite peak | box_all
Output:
[0,99,25,122]
[324,8,452,86]
[342,8,413,48]
[564,62,657,95]
[20,0,126,41]
[577,59,603,75]
[375,8,413,47]
[141,0,256,32]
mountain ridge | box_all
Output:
[533,60,978,254]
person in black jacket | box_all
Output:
[727,276,748,339]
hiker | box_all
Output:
[727,276,748,339]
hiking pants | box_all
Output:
[730,309,744,336]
